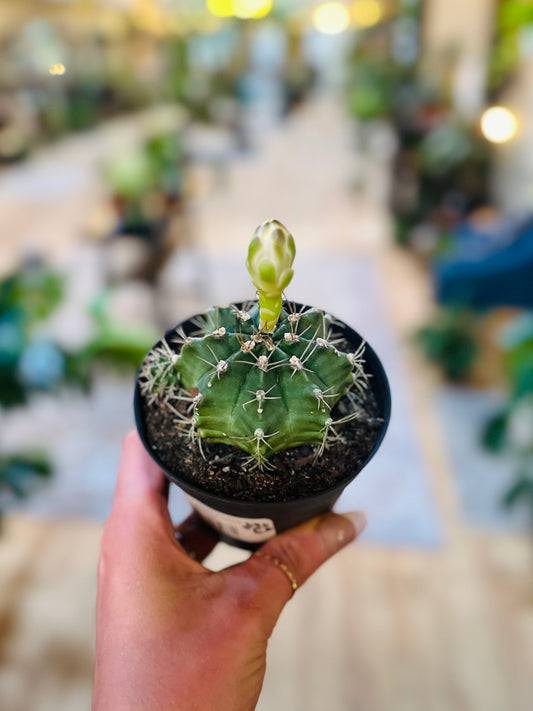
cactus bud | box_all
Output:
[246,219,296,333]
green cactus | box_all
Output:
[140,220,368,469]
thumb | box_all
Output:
[234,511,366,627]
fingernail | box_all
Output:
[341,511,367,537]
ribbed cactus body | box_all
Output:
[142,301,367,468]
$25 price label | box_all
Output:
[186,495,277,543]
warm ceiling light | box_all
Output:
[480,106,517,144]
[313,3,351,35]
[232,0,273,19]
[352,0,382,28]
[206,0,233,17]
[49,63,66,75]
[207,0,272,19]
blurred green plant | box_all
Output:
[103,130,185,235]
[0,265,157,406]
[489,0,533,95]
[0,267,72,407]
[392,116,491,252]
[0,263,157,507]
[0,452,52,511]
[346,0,422,124]
[482,312,533,515]
[345,2,490,252]
[87,292,159,370]
[181,69,243,124]
[418,123,473,175]
[415,307,480,382]
[347,57,399,121]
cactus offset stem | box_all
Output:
[246,219,296,333]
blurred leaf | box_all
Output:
[349,83,390,121]
[419,124,472,176]
[0,368,28,408]
[499,0,533,33]
[481,411,508,452]
[84,322,157,371]
[62,349,93,393]
[503,474,533,509]
[0,314,26,366]
[0,268,64,325]
[503,339,533,396]
[103,150,157,201]
[499,311,533,349]
[0,452,52,499]
[489,0,533,92]
[415,308,480,382]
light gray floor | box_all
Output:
[435,387,531,531]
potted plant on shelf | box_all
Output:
[103,130,186,239]
[135,220,391,548]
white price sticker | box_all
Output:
[186,495,277,544]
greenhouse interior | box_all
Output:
[1,1,533,710]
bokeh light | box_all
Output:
[351,0,383,28]
[480,106,518,144]
[313,2,351,35]
[206,0,234,18]
[232,0,273,19]
[49,63,66,76]
[207,0,272,19]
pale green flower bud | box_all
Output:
[246,219,296,332]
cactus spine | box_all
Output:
[140,220,368,469]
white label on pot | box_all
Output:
[185,495,277,544]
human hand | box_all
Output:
[92,431,366,711]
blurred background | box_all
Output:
[1,1,533,709]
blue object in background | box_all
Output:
[18,340,65,389]
[434,214,533,309]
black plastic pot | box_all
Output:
[135,303,391,549]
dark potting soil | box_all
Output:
[141,376,384,503]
